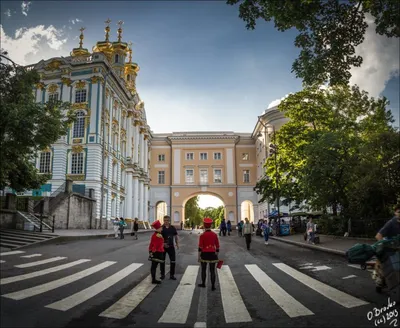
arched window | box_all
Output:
[115,54,119,63]
[73,111,85,138]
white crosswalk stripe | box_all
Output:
[246,264,314,318]
[20,254,42,258]
[0,251,25,256]
[2,261,116,300]
[0,251,370,325]
[218,265,252,324]
[1,259,91,285]
[46,263,143,311]
[15,256,67,268]
[273,263,368,308]
[100,267,170,319]
[158,265,199,324]
[0,260,5,263]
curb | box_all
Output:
[14,230,153,249]
[269,236,346,257]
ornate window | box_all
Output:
[200,169,208,184]
[243,170,250,183]
[75,89,87,103]
[115,54,119,64]
[73,111,85,138]
[71,153,84,174]
[185,169,194,184]
[39,152,51,173]
[48,93,59,102]
[213,169,222,183]
[186,152,194,160]
[158,171,165,184]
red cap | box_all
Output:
[152,220,161,230]
[203,218,213,228]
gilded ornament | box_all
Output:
[66,174,85,181]
[61,77,72,86]
[135,101,144,110]
[48,84,58,94]
[75,80,86,89]
[112,119,119,126]
[112,159,118,165]
[36,82,45,90]
[122,110,127,118]
[103,178,108,184]
[91,76,100,84]
[111,192,116,199]
[73,138,83,144]
[72,102,88,110]
[127,111,133,118]
[134,120,140,126]
[106,88,110,98]
[44,59,62,71]
[72,145,84,153]
[113,100,118,108]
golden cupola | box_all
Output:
[92,18,114,62]
[71,27,91,57]
[111,20,129,78]
[124,42,140,95]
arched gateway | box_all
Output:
[149,132,259,228]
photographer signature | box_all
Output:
[367,297,398,327]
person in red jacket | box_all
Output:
[149,220,165,284]
[198,217,220,291]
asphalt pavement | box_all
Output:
[0,230,398,328]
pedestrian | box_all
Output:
[242,217,254,250]
[237,220,243,236]
[132,217,139,240]
[262,220,269,245]
[198,217,220,291]
[148,220,165,285]
[160,215,179,280]
[113,218,120,238]
[306,216,315,244]
[220,219,227,236]
[227,220,232,236]
[119,217,127,239]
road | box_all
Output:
[0,230,398,328]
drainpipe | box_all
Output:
[234,136,240,225]
[166,136,173,217]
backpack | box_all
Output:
[346,243,375,264]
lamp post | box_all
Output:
[257,117,280,236]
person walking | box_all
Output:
[306,217,315,244]
[242,217,254,250]
[198,217,220,291]
[132,218,139,240]
[220,219,227,236]
[262,220,270,245]
[227,220,232,236]
[160,215,179,280]
[119,217,127,239]
[148,220,165,285]
[113,218,120,239]
[237,220,244,236]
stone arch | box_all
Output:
[240,200,255,223]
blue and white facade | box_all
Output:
[16,24,152,222]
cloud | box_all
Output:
[4,9,11,17]
[0,24,69,66]
[69,18,83,25]
[266,94,291,110]
[350,14,400,98]
[21,1,31,16]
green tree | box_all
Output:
[201,206,225,228]
[227,0,400,86]
[0,52,73,192]
[255,85,399,221]
[185,196,202,227]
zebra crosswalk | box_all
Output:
[0,250,371,326]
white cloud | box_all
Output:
[69,18,83,25]
[350,14,400,98]
[266,94,291,110]
[0,24,69,66]
[4,9,11,17]
[21,1,31,16]
[198,195,224,209]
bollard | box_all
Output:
[52,215,55,233]
[40,214,43,233]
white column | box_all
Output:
[140,133,145,169]
[144,140,149,173]
[125,173,133,219]
[61,84,70,102]
[139,180,144,220]
[144,184,149,222]
[134,124,139,164]
[133,177,139,218]
[127,120,132,160]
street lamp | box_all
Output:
[257,117,281,236]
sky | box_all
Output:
[1,0,399,135]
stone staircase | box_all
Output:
[0,229,58,249]
[17,211,53,232]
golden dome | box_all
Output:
[71,27,91,57]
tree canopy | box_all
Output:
[0,51,73,192]
[184,196,225,229]
[254,85,400,219]
[227,0,400,86]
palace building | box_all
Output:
[4,20,291,229]
[18,20,152,222]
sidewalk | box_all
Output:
[269,233,375,256]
